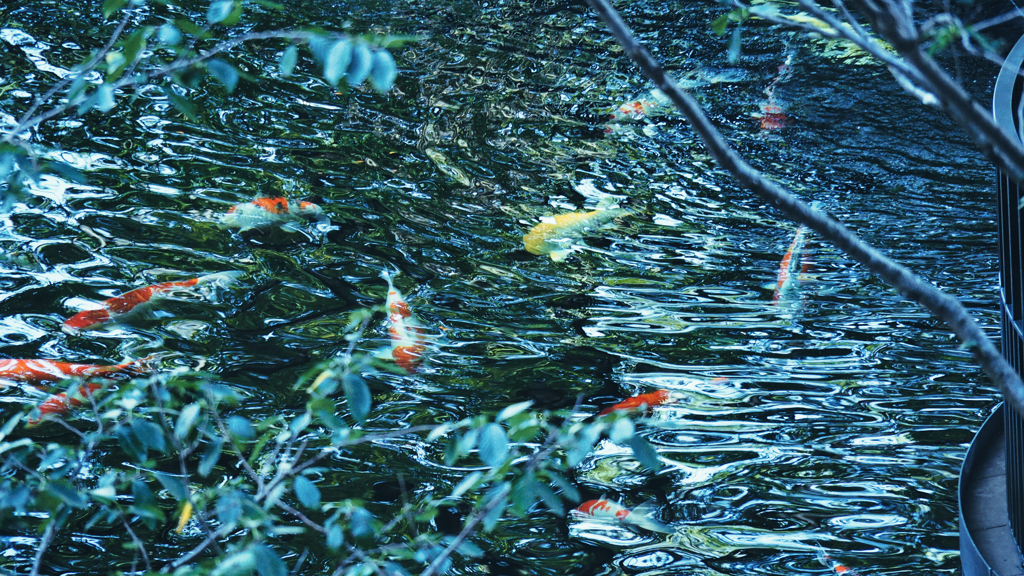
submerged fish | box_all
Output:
[382,270,428,373]
[756,102,789,130]
[27,382,103,426]
[221,197,324,231]
[817,548,860,575]
[0,358,151,386]
[597,389,674,416]
[773,202,820,303]
[607,89,672,123]
[64,271,242,334]
[572,499,671,533]
[523,207,631,262]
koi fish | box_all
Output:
[221,197,324,232]
[572,499,671,533]
[0,358,151,386]
[597,389,674,416]
[27,382,103,426]
[756,102,789,130]
[773,202,820,302]
[523,206,631,262]
[63,271,242,334]
[382,269,428,373]
[817,548,860,575]
[607,89,671,123]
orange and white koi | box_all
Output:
[607,89,671,123]
[63,271,242,334]
[597,389,675,416]
[27,382,103,426]
[773,202,820,303]
[221,197,324,231]
[523,206,631,262]
[572,499,671,533]
[382,269,428,373]
[0,358,150,386]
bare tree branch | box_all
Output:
[584,0,1024,414]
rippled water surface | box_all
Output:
[0,0,1004,574]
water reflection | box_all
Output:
[1,0,1001,573]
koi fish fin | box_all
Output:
[196,271,244,286]
[629,500,672,533]
[549,249,573,262]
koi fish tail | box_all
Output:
[195,270,244,286]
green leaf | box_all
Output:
[347,42,372,86]
[450,470,482,499]
[294,476,321,509]
[252,0,286,9]
[343,374,371,423]
[198,436,223,477]
[94,84,116,112]
[727,26,743,64]
[154,472,189,500]
[629,434,663,473]
[546,472,580,503]
[227,415,255,440]
[210,549,256,576]
[132,479,156,508]
[497,401,532,423]
[323,40,353,87]
[105,52,127,81]
[608,417,634,443]
[252,543,287,576]
[174,18,213,40]
[47,481,89,509]
[369,50,397,92]
[711,14,731,36]
[349,507,375,543]
[207,0,234,24]
[481,489,508,532]
[326,522,345,549]
[157,24,182,45]
[132,420,167,453]
[66,75,88,102]
[206,58,239,92]
[176,403,201,439]
[117,425,148,463]
[279,45,298,77]
[102,0,128,18]
[121,27,149,69]
[478,423,509,468]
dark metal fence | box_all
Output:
[994,33,1024,555]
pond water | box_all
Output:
[0,0,1004,574]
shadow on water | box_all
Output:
[0,0,1002,573]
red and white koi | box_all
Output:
[221,197,324,231]
[773,202,821,303]
[572,499,671,533]
[607,89,671,123]
[382,270,428,373]
[753,54,794,131]
[597,389,675,417]
[27,382,103,426]
[0,358,151,386]
[63,271,242,334]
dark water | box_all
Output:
[0,0,1003,574]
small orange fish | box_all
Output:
[607,89,671,123]
[0,358,150,386]
[817,549,860,575]
[27,382,103,426]
[222,197,324,231]
[597,389,674,416]
[572,499,671,533]
[382,270,428,373]
[64,271,242,334]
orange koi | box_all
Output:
[607,89,671,123]
[572,499,671,533]
[773,202,820,303]
[63,271,242,334]
[221,197,324,231]
[0,358,150,386]
[382,270,428,373]
[27,382,103,426]
[523,207,631,262]
[597,389,674,416]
